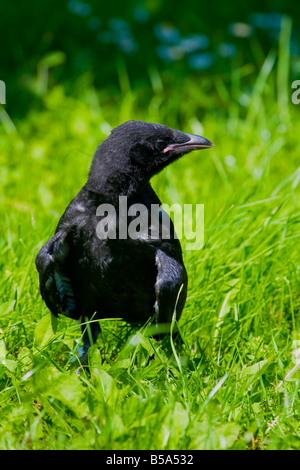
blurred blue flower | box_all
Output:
[133,7,149,23]
[249,12,282,31]
[188,53,213,70]
[157,45,184,62]
[88,17,101,31]
[95,17,138,55]
[218,42,237,58]
[109,17,130,32]
[180,34,209,53]
[67,0,91,17]
[118,37,138,55]
[229,22,253,38]
[154,23,181,45]
[266,12,283,30]
[249,13,263,28]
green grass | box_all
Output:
[1,33,300,449]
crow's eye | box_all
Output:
[155,140,165,152]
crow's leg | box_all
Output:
[76,317,101,371]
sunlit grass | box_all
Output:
[0,27,300,449]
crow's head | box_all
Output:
[87,120,214,198]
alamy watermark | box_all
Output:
[291,80,300,105]
[0,80,6,105]
[95,196,204,251]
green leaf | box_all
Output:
[0,300,16,316]
[88,346,118,402]
[97,369,115,400]
[164,402,190,447]
[0,340,17,371]
[34,313,58,348]
[241,359,269,377]
[217,423,240,449]
[34,365,89,417]
[0,340,6,360]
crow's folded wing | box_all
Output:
[154,248,187,325]
[35,230,80,319]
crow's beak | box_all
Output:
[163,134,214,155]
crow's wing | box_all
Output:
[154,248,187,326]
[35,230,80,319]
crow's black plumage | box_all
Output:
[36,120,213,363]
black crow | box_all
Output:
[35,121,213,363]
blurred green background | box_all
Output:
[1,0,300,119]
